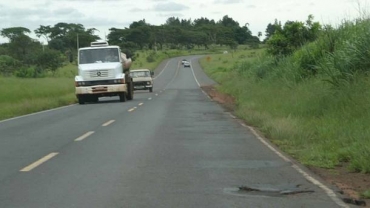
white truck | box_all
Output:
[75,41,134,104]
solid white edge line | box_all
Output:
[189,59,201,87]
[153,60,171,80]
[244,125,349,208]
[75,131,95,141]
[227,112,236,119]
[0,104,76,124]
[20,152,59,172]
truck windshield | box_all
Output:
[79,48,120,64]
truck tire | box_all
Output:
[119,92,126,102]
[78,95,85,105]
[92,95,99,103]
[127,81,134,100]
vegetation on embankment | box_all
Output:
[199,17,370,175]
[0,77,76,120]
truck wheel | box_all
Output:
[78,95,85,105]
[119,92,126,102]
[93,96,99,103]
[127,82,134,100]
[149,87,153,93]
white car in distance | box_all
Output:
[183,61,190,68]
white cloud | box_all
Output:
[153,2,189,11]
[0,0,367,43]
[214,0,243,4]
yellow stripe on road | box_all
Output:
[20,152,59,172]
[75,131,95,141]
[102,120,115,127]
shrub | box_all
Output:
[146,52,156,63]
[0,55,20,76]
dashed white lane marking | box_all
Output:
[242,123,349,208]
[148,97,152,100]
[102,120,115,127]
[75,131,95,141]
[138,103,144,106]
[155,93,158,96]
[128,108,136,112]
[164,62,181,90]
[20,152,59,172]
[0,104,76,124]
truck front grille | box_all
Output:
[82,80,117,86]
[84,70,109,78]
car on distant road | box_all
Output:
[183,61,190,68]
[181,59,187,65]
[130,69,154,92]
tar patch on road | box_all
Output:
[224,184,314,198]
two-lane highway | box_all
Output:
[0,56,348,207]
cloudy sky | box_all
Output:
[0,0,368,43]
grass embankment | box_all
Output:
[199,19,370,177]
[0,77,76,120]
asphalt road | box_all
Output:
[0,56,349,208]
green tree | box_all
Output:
[165,17,181,26]
[234,25,252,44]
[34,25,52,43]
[0,27,31,41]
[126,26,151,49]
[267,15,321,56]
[35,23,99,52]
[218,15,239,28]
[264,21,280,42]
[35,49,64,75]
[130,19,150,29]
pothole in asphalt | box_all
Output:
[224,184,314,198]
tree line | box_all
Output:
[0,15,321,77]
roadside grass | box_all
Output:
[362,190,370,199]
[199,18,370,173]
[0,77,75,120]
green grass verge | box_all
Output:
[200,47,370,173]
[362,190,370,199]
[0,77,76,120]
